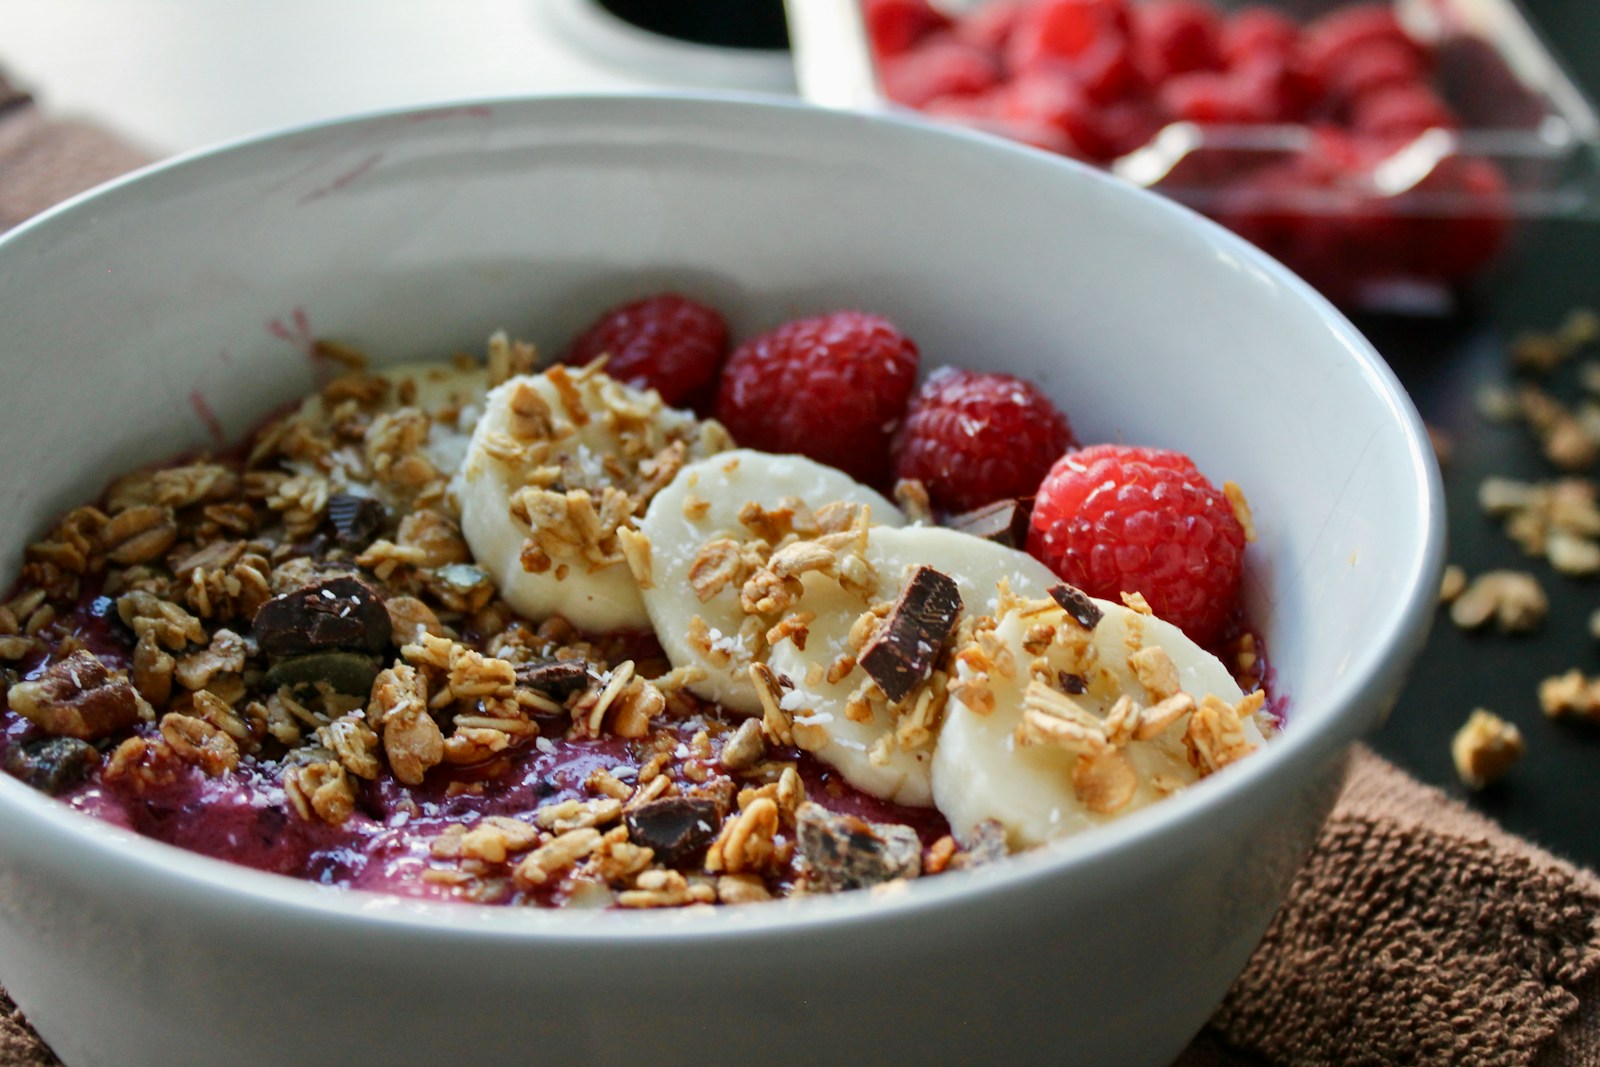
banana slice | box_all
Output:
[454,366,729,633]
[637,449,905,714]
[932,595,1266,850]
[374,360,492,477]
[767,526,1060,807]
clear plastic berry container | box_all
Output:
[859,0,1600,311]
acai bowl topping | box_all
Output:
[0,294,1273,908]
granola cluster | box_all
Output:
[0,346,1000,908]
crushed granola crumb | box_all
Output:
[1451,709,1524,789]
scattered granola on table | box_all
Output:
[1451,709,1524,790]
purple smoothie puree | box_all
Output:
[3,588,951,904]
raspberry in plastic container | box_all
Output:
[864,0,953,57]
[881,37,1002,108]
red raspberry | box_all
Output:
[882,37,1001,108]
[1301,4,1426,85]
[562,293,727,407]
[891,367,1077,514]
[1027,444,1246,646]
[1134,0,1223,82]
[715,311,920,487]
[865,0,953,57]
[1349,82,1458,139]
[1159,70,1268,124]
[954,0,1028,54]
[1396,155,1510,282]
[1218,7,1299,68]
[1002,70,1157,160]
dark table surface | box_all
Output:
[1363,0,1600,868]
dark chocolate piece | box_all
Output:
[945,496,1033,548]
[1048,583,1103,631]
[1059,671,1088,695]
[263,651,382,697]
[252,576,391,658]
[624,797,721,866]
[514,659,592,700]
[4,737,100,795]
[858,565,963,704]
[796,802,922,892]
[325,494,387,546]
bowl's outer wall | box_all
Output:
[0,749,1348,1066]
[0,96,1438,1066]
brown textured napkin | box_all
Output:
[2,85,1599,1067]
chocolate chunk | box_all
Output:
[946,497,1033,548]
[624,797,722,866]
[514,659,592,700]
[325,494,387,546]
[263,651,383,697]
[252,576,391,658]
[4,737,101,795]
[858,566,963,704]
[796,802,922,892]
[1059,671,1088,695]
[1048,583,1103,631]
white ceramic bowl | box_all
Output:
[0,94,1441,1067]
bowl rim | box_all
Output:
[0,90,1446,941]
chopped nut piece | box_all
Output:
[1539,669,1600,722]
[7,651,148,740]
[688,538,744,602]
[1451,709,1524,789]
[101,505,178,566]
[159,712,240,776]
[370,664,443,785]
[1128,646,1180,701]
[1439,564,1467,604]
[795,802,921,892]
[1448,570,1547,634]
[173,628,247,691]
[1548,531,1600,576]
[705,796,780,875]
[892,479,933,524]
[535,797,624,834]
[283,760,357,824]
[719,718,767,773]
[514,828,603,887]
[1184,694,1257,776]
[716,874,772,905]
[1071,748,1139,814]
[1120,591,1153,615]
[617,527,654,589]
[616,868,717,909]
[1223,481,1257,543]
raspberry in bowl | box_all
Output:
[0,95,1441,1066]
